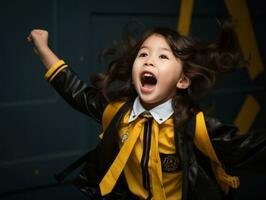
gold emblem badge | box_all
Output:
[120,133,128,144]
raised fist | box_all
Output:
[27,29,49,55]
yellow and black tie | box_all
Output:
[99,111,154,197]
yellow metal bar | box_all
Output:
[234,95,260,133]
[224,0,264,80]
[177,0,194,35]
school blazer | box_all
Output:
[49,67,266,200]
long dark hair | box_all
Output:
[91,22,242,129]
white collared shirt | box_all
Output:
[128,97,174,124]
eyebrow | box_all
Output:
[140,46,171,52]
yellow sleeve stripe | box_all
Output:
[44,60,68,82]
[48,65,68,82]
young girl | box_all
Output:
[27,25,265,200]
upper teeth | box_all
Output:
[144,72,153,77]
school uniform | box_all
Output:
[46,60,266,200]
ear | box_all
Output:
[176,74,191,89]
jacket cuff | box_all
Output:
[44,60,68,82]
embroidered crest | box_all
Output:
[160,153,180,172]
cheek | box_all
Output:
[161,65,182,78]
[131,62,139,83]
[159,67,183,87]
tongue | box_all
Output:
[142,83,155,93]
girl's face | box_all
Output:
[132,34,190,109]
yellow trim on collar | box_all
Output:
[44,60,68,82]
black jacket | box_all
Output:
[50,67,266,200]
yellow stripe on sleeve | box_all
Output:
[44,60,67,82]
[48,65,68,82]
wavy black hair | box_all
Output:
[91,22,242,129]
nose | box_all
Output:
[144,57,154,67]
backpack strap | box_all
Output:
[98,101,127,139]
[102,101,127,130]
[194,111,240,194]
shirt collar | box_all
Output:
[128,97,174,124]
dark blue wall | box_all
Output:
[0,0,265,199]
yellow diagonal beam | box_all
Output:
[225,0,264,80]
[177,0,194,35]
[234,95,260,133]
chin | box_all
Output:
[139,96,161,108]
[139,95,156,103]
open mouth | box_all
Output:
[140,72,157,93]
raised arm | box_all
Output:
[28,29,107,123]
[27,29,59,70]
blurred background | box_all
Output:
[0,0,265,199]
